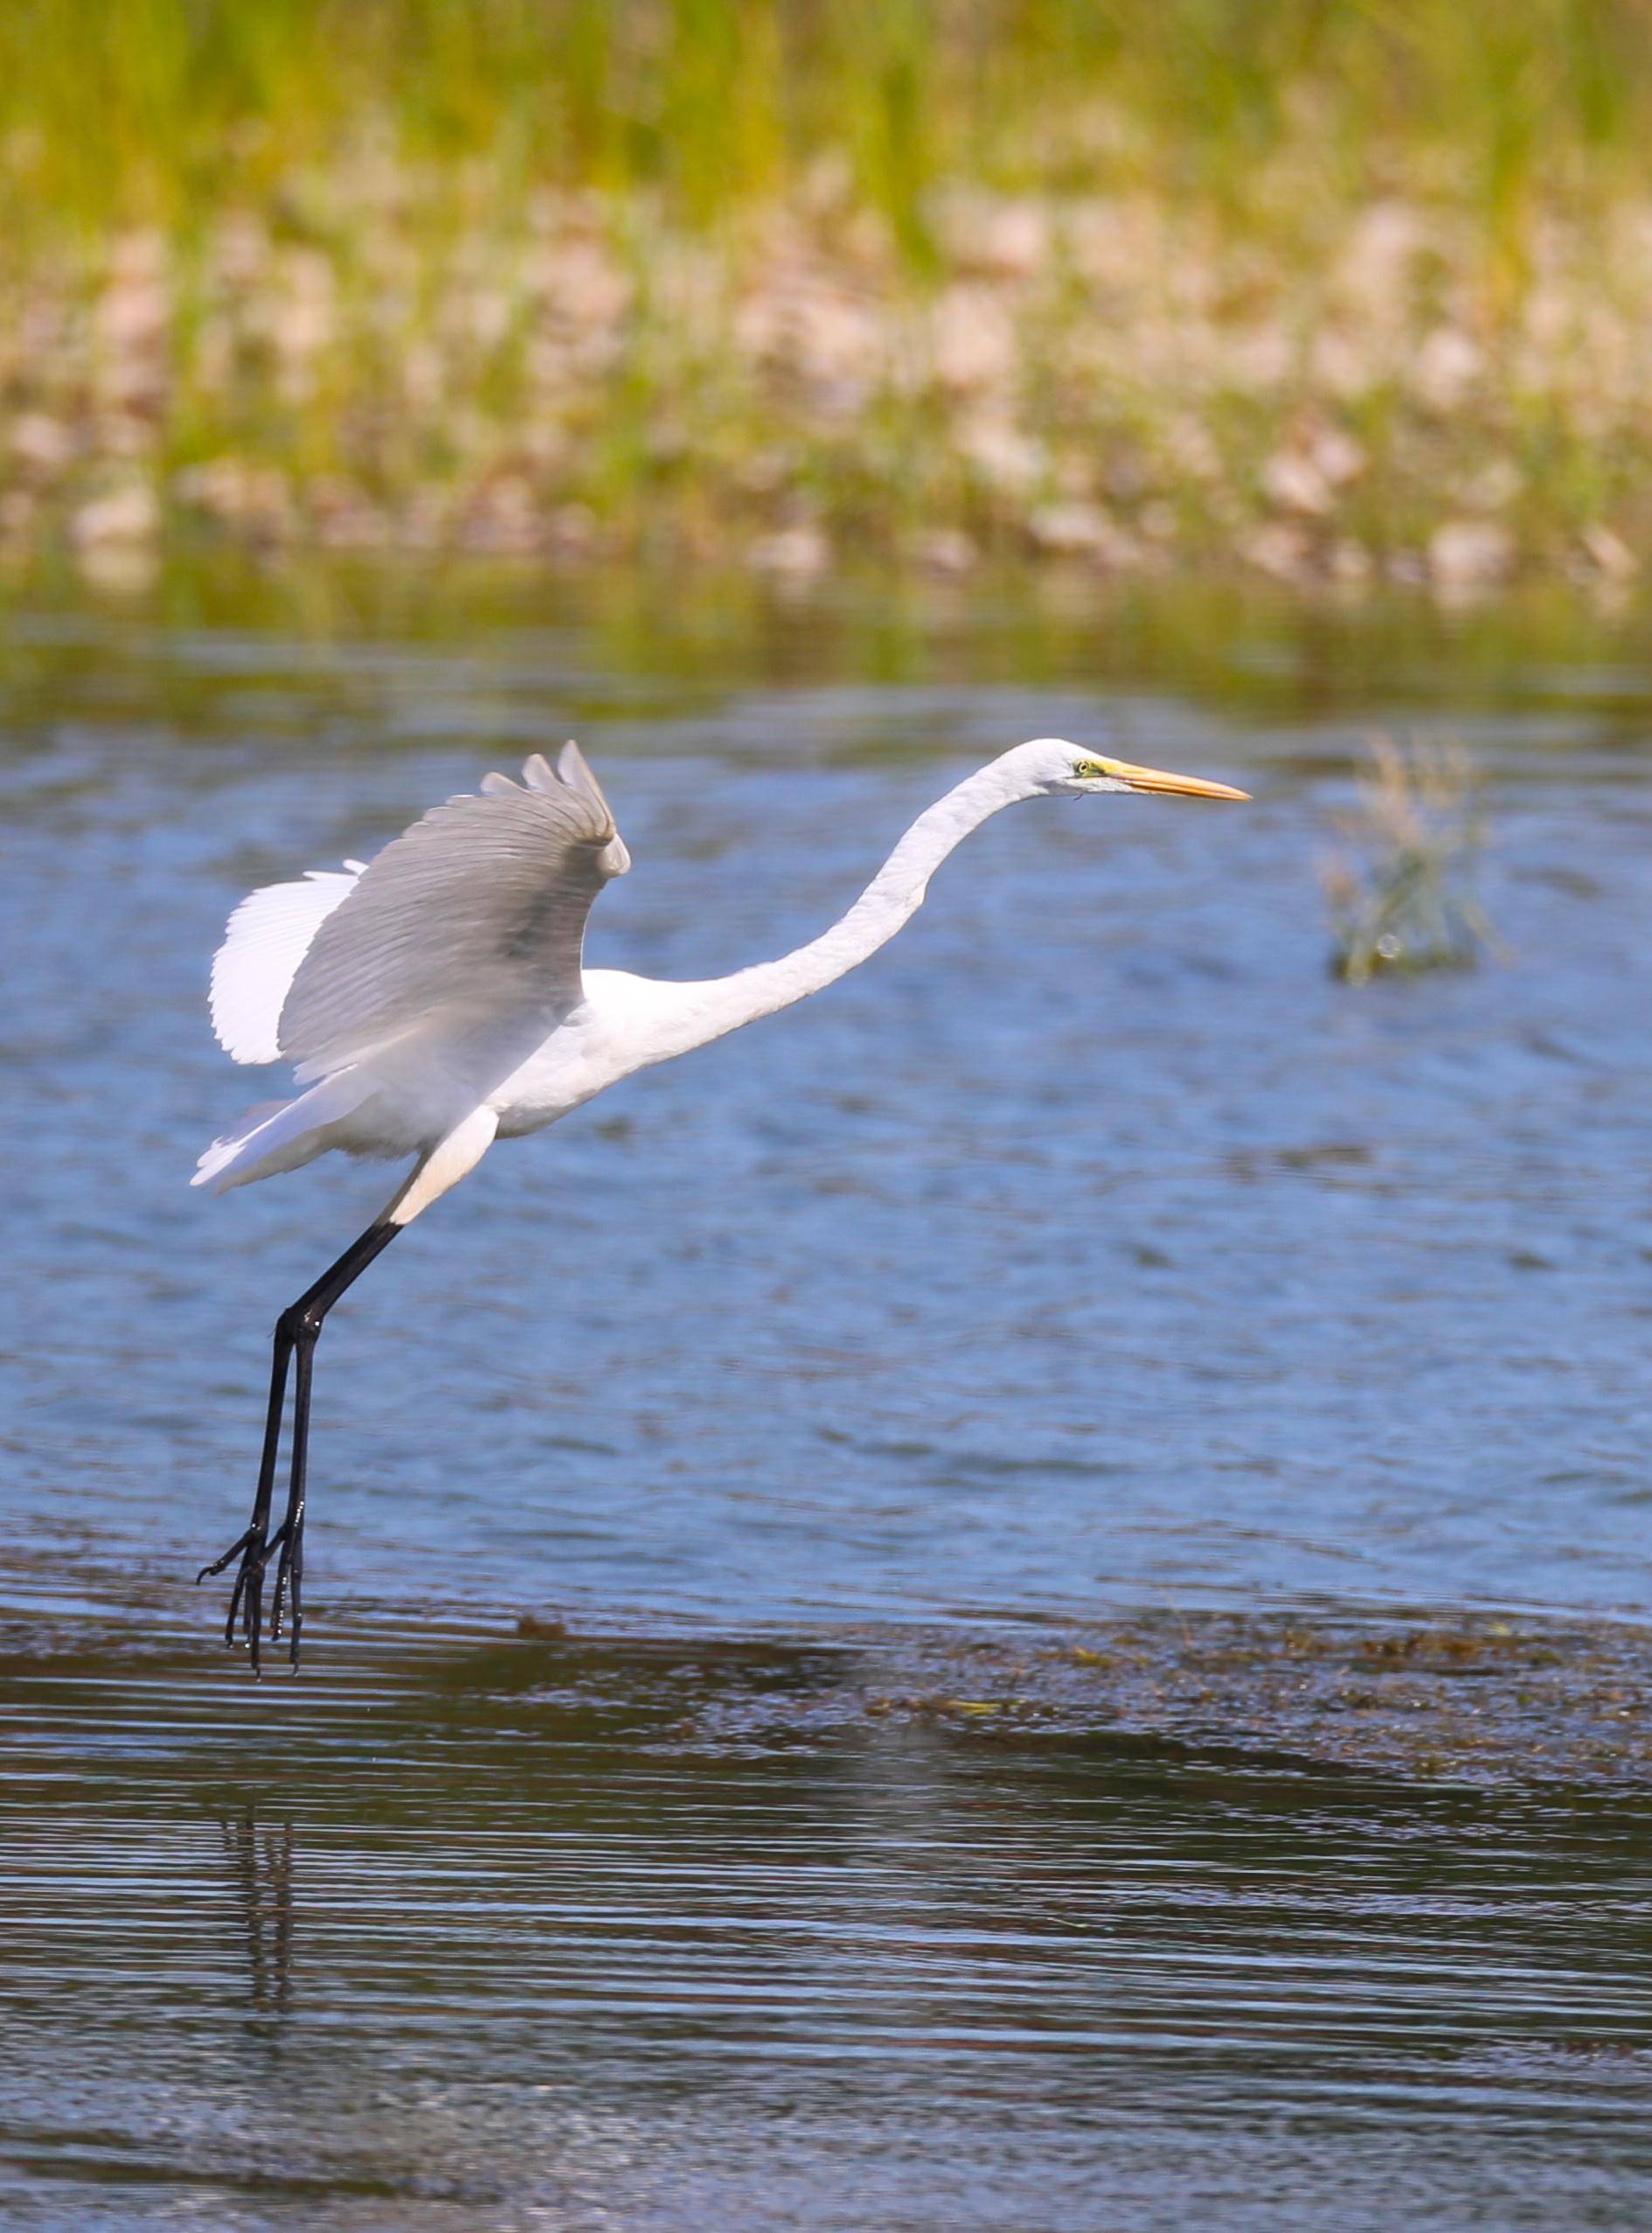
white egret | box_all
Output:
[195,738,1247,1667]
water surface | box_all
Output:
[6,1588,1652,2232]
[3,566,1649,1626]
[2,565,1651,2229]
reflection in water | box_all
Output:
[3,1609,1652,2228]
[220,1812,295,2019]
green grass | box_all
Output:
[4,2,1652,575]
[3,0,1648,250]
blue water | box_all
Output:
[2,577,1649,1631]
[3,568,1652,2232]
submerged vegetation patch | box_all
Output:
[3,2,1651,585]
[697,1611,1652,1791]
[1322,734,1498,984]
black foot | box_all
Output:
[195,1521,292,1673]
[268,1513,305,1664]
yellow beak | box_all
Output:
[1109,759,1250,802]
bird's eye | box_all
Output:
[1073,759,1109,780]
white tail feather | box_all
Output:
[192,1068,371,1193]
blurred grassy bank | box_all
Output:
[3,0,1651,590]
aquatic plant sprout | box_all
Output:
[1322,734,1498,984]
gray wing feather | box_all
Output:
[277,746,628,1071]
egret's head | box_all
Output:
[1010,736,1249,803]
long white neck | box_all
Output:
[635,757,1031,1063]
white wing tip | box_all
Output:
[487,742,595,799]
[482,755,579,796]
[557,740,595,790]
[208,866,362,1065]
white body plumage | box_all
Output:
[197,737,1246,1222]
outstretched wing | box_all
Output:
[277,742,629,1075]
[210,862,364,1064]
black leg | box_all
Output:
[198,1219,400,1673]
[197,1323,293,1666]
[270,1326,316,1663]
